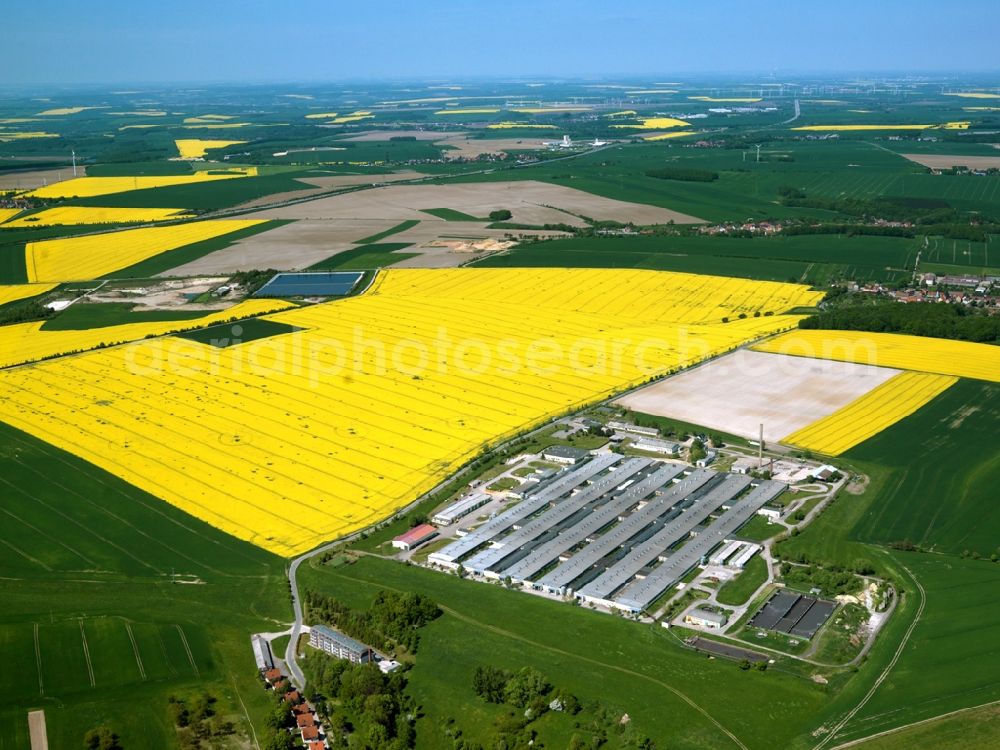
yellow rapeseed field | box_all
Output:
[754,330,1000,383]
[793,122,970,131]
[0,132,59,141]
[0,283,56,307]
[0,268,821,555]
[2,206,192,228]
[25,220,266,282]
[0,208,22,224]
[305,112,339,119]
[610,117,691,130]
[328,111,374,124]
[175,139,248,158]
[486,123,558,129]
[24,169,256,199]
[0,299,294,369]
[625,90,678,95]
[644,131,702,141]
[781,372,957,455]
[36,106,104,116]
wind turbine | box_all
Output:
[754,144,762,163]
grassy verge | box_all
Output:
[716,555,768,606]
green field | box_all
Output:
[309,242,418,270]
[40,302,211,330]
[299,556,827,750]
[772,379,1000,746]
[474,233,919,283]
[847,380,1000,556]
[852,702,1000,749]
[355,218,421,244]
[0,421,287,749]
[716,555,768,606]
[420,207,487,221]
[176,316,300,346]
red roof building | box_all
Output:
[392,523,438,551]
[301,725,320,741]
[293,702,313,715]
[296,713,316,728]
[308,742,326,750]
[283,689,301,703]
[264,668,282,683]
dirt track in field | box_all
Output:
[28,710,48,750]
[615,349,900,443]
[900,152,1000,170]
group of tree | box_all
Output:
[645,167,719,182]
[301,651,416,749]
[228,268,279,295]
[0,299,54,326]
[83,727,123,750]
[168,693,236,750]
[800,298,1000,344]
[779,193,998,230]
[304,589,441,654]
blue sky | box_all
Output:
[6,0,999,84]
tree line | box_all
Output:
[800,298,1000,344]
[304,589,441,655]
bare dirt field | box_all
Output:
[435,135,551,159]
[241,180,703,225]
[614,349,901,443]
[162,218,567,276]
[0,168,75,190]
[231,171,428,210]
[338,129,581,158]
[90,277,239,309]
[900,153,1000,170]
[167,179,692,275]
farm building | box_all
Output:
[431,452,787,612]
[607,421,659,437]
[630,437,680,455]
[731,457,758,474]
[251,634,275,671]
[685,608,728,629]
[758,506,782,520]
[695,450,717,467]
[432,493,490,525]
[730,543,760,569]
[392,523,438,551]
[541,445,591,465]
[309,624,374,664]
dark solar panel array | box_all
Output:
[254,271,363,297]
